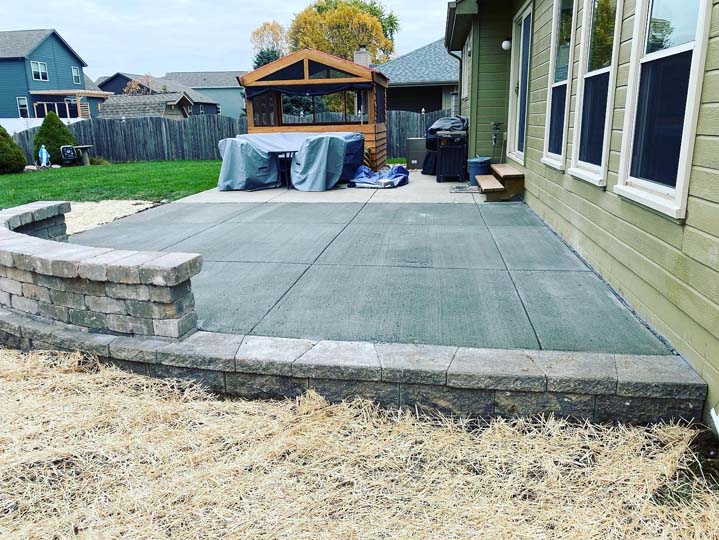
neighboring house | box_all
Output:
[0,29,110,120]
[97,72,219,115]
[375,39,459,113]
[97,93,194,120]
[164,71,247,118]
[445,0,719,428]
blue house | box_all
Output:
[164,71,247,118]
[97,73,220,116]
[0,29,110,119]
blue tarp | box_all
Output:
[349,165,410,188]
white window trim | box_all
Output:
[542,0,578,171]
[507,0,533,166]
[16,96,29,117]
[71,66,81,85]
[31,61,48,81]
[615,0,712,219]
[568,0,625,187]
[199,104,204,114]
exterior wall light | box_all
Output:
[501,39,511,51]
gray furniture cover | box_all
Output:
[290,135,346,191]
[217,138,278,191]
[217,132,364,191]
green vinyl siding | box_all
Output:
[503,0,719,424]
[454,0,719,426]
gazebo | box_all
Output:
[239,49,389,169]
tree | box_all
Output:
[288,1,395,63]
[0,125,26,174]
[33,112,77,165]
[314,0,398,40]
[251,21,288,54]
[252,47,283,69]
[122,74,152,95]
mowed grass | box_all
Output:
[0,160,221,208]
[1,348,718,539]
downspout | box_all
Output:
[448,49,461,116]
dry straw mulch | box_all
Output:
[0,348,717,540]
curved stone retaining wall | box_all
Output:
[0,202,708,424]
[0,202,201,338]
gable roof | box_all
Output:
[0,29,87,66]
[376,39,458,86]
[240,48,388,87]
[98,72,219,104]
[164,71,247,88]
[98,93,192,119]
[84,74,101,92]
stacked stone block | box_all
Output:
[0,202,202,339]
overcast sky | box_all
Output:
[4,0,448,80]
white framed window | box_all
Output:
[217,104,222,115]
[71,66,81,85]
[507,0,533,165]
[16,97,29,118]
[569,0,624,186]
[461,28,473,99]
[542,0,577,170]
[615,0,711,218]
[31,61,48,81]
[199,104,204,114]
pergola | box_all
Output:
[29,89,112,119]
[239,49,389,169]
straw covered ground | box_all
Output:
[1,348,717,540]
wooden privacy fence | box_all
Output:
[13,115,248,163]
[13,109,451,163]
[385,109,451,159]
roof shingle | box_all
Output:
[97,93,189,119]
[164,71,247,88]
[376,39,459,86]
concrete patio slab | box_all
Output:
[169,222,345,263]
[229,202,362,224]
[176,187,287,204]
[512,270,669,354]
[354,203,482,225]
[252,265,540,349]
[479,203,545,227]
[118,202,260,225]
[491,227,590,271]
[278,186,376,203]
[317,223,504,269]
[71,221,210,251]
[192,261,309,334]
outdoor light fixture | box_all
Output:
[501,39,511,51]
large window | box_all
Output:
[72,66,81,85]
[616,0,710,218]
[542,0,576,169]
[31,61,48,81]
[508,1,533,164]
[16,97,29,118]
[569,0,622,185]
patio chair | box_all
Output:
[290,135,346,192]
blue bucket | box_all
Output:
[467,157,491,186]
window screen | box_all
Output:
[630,50,692,187]
[578,71,610,165]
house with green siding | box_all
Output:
[445,0,719,429]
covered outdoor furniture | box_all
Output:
[239,48,388,170]
[217,132,364,191]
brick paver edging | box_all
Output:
[0,306,707,423]
[0,202,201,338]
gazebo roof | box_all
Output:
[239,48,388,88]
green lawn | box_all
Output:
[0,161,221,209]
